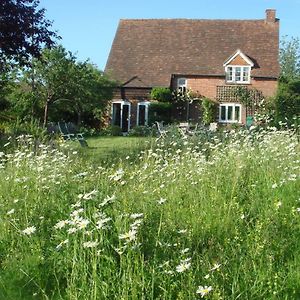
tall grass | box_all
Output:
[0,128,299,299]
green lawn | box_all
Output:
[72,136,153,163]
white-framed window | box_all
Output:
[225,66,251,84]
[111,100,131,132]
[219,103,242,123]
[177,78,187,92]
[137,101,150,126]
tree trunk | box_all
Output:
[43,100,49,128]
[77,111,82,126]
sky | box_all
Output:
[39,0,300,71]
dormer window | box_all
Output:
[223,50,254,84]
[226,66,250,83]
[177,78,187,92]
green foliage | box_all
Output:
[234,86,252,107]
[150,87,172,102]
[128,126,155,137]
[0,119,47,149]
[148,102,173,124]
[0,0,59,67]
[8,46,116,127]
[101,125,122,136]
[201,98,216,125]
[172,88,200,103]
[280,36,300,80]
[273,77,300,125]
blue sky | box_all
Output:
[40,0,300,71]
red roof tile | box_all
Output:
[105,17,279,87]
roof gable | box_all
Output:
[223,49,254,67]
[105,17,279,87]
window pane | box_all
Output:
[235,106,240,121]
[112,103,121,126]
[227,105,233,120]
[221,106,226,120]
[226,67,233,81]
[178,78,186,87]
[138,105,146,126]
[235,67,241,82]
[242,67,249,82]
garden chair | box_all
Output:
[178,122,198,137]
[155,121,167,139]
[66,123,88,147]
[58,122,76,140]
[66,123,85,140]
[58,122,88,147]
[246,116,254,129]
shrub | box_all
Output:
[101,125,122,136]
[128,126,155,137]
[148,102,173,124]
[151,87,172,102]
[201,98,216,125]
[0,118,47,139]
[273,78,300,126]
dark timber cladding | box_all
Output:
[105,13,279,88]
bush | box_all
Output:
[128,126,156,137]
[0,118,47,139]
[151,87,172,102]
[274,78,300,126]
[101,125,122,136]
[148,102,173,124]
[77,125,99,137]
[201,98,216,125]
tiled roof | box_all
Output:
[105,17,279,87]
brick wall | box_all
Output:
[113,87,151,100]
[186,76,278,100]
[108,76,277,127]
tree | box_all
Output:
[272,36,300,126]
[274,77,300,125]
[280,36,300,79]
[10,46,116,127]
[65,61,117,126]
[0,0,58,68]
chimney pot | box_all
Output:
[266,9,276,23]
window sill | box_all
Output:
[225,81,251,85]
[219,120,242,124]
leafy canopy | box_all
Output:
[274,77,300,125]
[151,87,172,102]
[10,46,116,126]
[280,36,300,80]
[0,0,58,67]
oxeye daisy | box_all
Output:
[22,226,36,235]
[196,285,212,297]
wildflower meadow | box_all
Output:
[0,127,299,299]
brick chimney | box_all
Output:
[266,9,276,23]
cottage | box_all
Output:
[105,9,279,132]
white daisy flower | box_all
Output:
[210,263,221,271]
[7,209,15,215]
[196,285,212,297]
[157,198,167,205]
[83,240,98,248]
[54,220,68,229]
[130,213,144,219]
[22,226,36,235]
[176,259,191,273]
[119,229,137,242]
